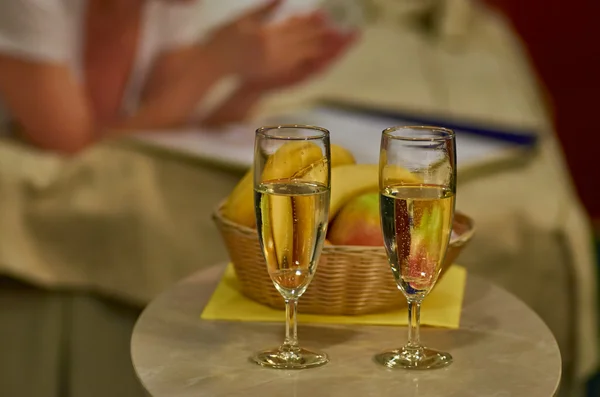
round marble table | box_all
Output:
[131,264,562,397]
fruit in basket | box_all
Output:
[223,171,254,226]
[330,144,356,167]
[263,141,323,181]
[328,192,383,246]
[329,164,421,221]
[330,164,378,221]
[220,139,423,236]
[223,141,322,227]
[223,143,356,227]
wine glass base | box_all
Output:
[375,347,452,370]
[252,347,329,369]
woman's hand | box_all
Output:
[200,28,358,127]
[244,28,359,91]
[204,0,353,82]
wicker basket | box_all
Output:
[213,204,474,315]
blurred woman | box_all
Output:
[0,0,356,154]
[0,2,357,396]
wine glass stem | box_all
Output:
[407,300,422,349]
[283,299,299,350]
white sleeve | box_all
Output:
[160,2,209,50]
[0,0,69,63]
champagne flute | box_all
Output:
[252,125,331,369]
[376,126,456,370]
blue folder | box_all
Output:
[321,102,539,147]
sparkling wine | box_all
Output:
[380,184,455,299]
[255,180,329,299]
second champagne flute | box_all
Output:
[252,125,331,369]
[376,126,457,370]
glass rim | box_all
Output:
[256,124,329,140]
[382,126,455,142]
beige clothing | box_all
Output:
[0,140,239,305]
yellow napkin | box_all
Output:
[201,264,467,329]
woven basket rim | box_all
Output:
[213,201,475,250]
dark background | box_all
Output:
[484,0,600,225]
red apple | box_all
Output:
[327,192,383,246]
